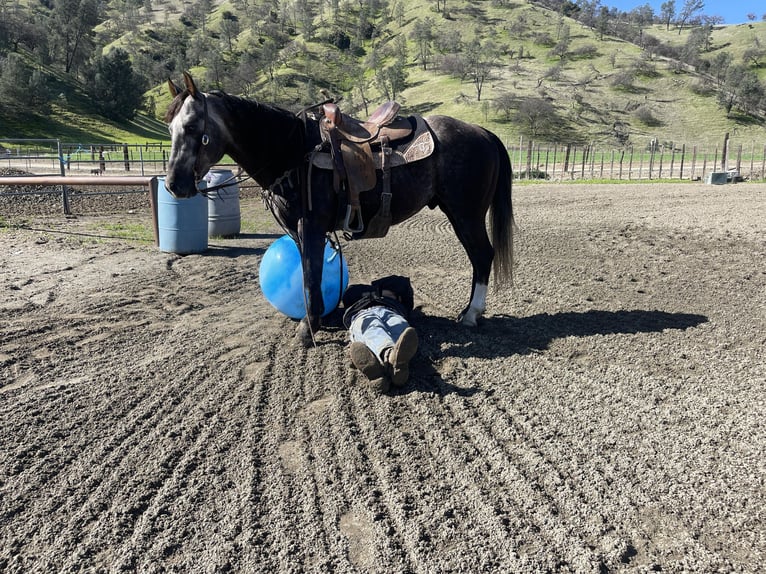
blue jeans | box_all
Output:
[349,306,410,362]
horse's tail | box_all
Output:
[489,131,515,286]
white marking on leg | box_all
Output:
[461,283,488,327]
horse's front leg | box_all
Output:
[295,225,326,348]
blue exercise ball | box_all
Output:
[259,235,349,319]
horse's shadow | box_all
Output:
[400,309,708,395]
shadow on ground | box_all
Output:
[417,309,708,360]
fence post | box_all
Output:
[600,150,605,178]
[526,139,533,179]
[590,143,596,178]
[669,143,676,178]
[712,145,718,176]
[752,142,755,177]
[618,149,624,180]
[535,143,540,177]
[736,143,742,175]
[761,145,766,180]
[628,147,634,180]
[679,144,685,180]
[57,140,71,216]
[691,145,698,180]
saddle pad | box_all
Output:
[312,115,434,171]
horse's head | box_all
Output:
[164,72,226,198]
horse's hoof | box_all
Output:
[458,307,481,327]
[295,320,314,348]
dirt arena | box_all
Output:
[1,182,764,573]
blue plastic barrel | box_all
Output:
[157,177,208,254]
[204,169,241,237]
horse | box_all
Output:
[164,72,514,347]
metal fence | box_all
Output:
[2,135,764,215]
[509,137,766,182]
[0,139,171,177]
[3,137,765,182]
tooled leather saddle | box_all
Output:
[313,101,434,238]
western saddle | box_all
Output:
[316,101,433,238]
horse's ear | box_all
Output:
[168,79,181,98]
[182,71,198,98]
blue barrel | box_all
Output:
[204,169,241,237]
[157,177,208,254]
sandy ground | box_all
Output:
[1,182,764,573]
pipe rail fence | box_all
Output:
[509,137,766,182]
[1,136,764,216]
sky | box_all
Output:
[604,0,765,25]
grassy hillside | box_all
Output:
[2,0,765,149]
[0,56,169,144]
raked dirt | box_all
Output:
[1,182,764,573]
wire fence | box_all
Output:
[509,137,766,182]
[2,134,765,210]
[3,137,765,182]
[0,139,171,177]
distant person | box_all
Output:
[342,275,418,391]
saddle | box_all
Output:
[314,101,434,238]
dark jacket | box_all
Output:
[342,275,414,328]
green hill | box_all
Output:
[1,0,764,149]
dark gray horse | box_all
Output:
[164,72,514,346]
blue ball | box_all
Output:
[259,235,349,319]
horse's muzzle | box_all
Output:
[165,173,198,198]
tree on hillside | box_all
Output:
[550,23,571,59]
[87,47,145,120]
[576,0,600,31]
[50,0,100,74]
[434,27,462,54]
[374,62,407,101]
[682,23,712,68]
[183,0,212,33]
[464,36,501,102]
[220,11,241,52]
[0,52,50,113]
[710,51,732,88]
[676,0,704,34]
[411,17,435,70]
[742,37,765,69]
[596,6,613,40]
[630,4,655,31]
[717,64,765,117]
[660,0,676,31]
[515,96,557,139]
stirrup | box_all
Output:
[343,204,364,234]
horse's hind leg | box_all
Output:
[459,281,488,327]
[447,216,494,327]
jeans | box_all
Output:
[349,306,410,361]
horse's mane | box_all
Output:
[164,88,295,124]
[163,89,188,123]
